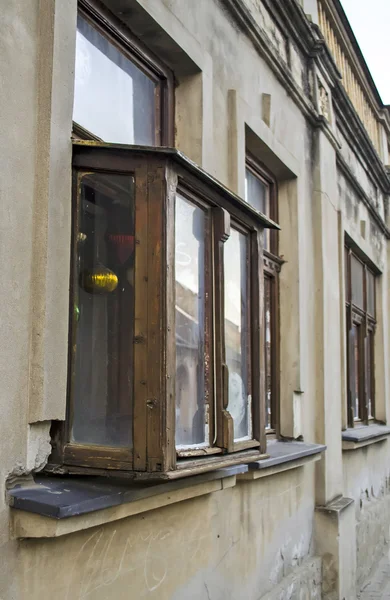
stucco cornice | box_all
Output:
[222,0,336,139]
[334,84,390,197]
[222,0,390,198]
[336,153,390,239]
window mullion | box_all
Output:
[212,207,233,451]
[251,230,267,453]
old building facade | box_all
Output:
[1,0,390,598]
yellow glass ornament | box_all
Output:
[80,267,118,294]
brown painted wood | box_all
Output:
[133,163,149,470]
[164,167,177,470]
[77,0,175,147]
[64,445,133,471]
[146,164,166,472]
[213,207,230,451]
[251,230,267,453]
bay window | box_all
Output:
[49,143,278,479]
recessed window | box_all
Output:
[72,3,173,146]
[345,246,377,425]
[245,155,280,432]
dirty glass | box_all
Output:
[367,270,375,316]
[366,332,374,419]
[175,194,207,447]
[224,228,252,440]
[351,254,364,310]
[344,247,350,303]
[264,276,272,429]
[350,324,360,420]
[71,172,135,447]
[245,168,270,250]
[73,15,156,145]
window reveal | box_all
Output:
[73,2,174,146]
[345,247,377,426]
[74,15,156,145]
[245,156,280,432]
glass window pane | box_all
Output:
[344,247,350,303]
[367,270,375,316]
[74,15,156,145]
[264,276,272,429]
[366,332,374,418]
[224,229,252,440]
[351,255,364,309]
[245,168,270,249]
[175,195,207,447]
[72,172,135,447]
[350,324,360,420]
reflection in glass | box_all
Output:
[264,276,272,429]
[72,172,135,447]
[366,332,373,418]
[351,255,364,309]
[245,168,270,249]
[74,15,156,145]
[224,229,251,440]
[367,270,375,316]
[175,195,206,447]
[344,247,349,302]
[351,324,360,420]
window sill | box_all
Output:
[9,465,247,539]
[342,424,390,450]
[237,440,326,480]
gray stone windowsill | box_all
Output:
[9,465,247,539]
[8,465,247,520]
[8,443,327,538]
[238,440,326,480]
[342,424,390,450]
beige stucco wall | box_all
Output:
[0,0,389,599]
[12,467,320,600]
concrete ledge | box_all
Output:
[342,424,390,450]
[238,441,325,480]
[316,496,354,515]
[9,466,247,538]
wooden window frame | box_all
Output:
[245,155,281,435]
[49,142,278,480]
[345,246,377,427]
[73,0,175,146]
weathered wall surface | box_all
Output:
[343,441,390,588]
[0,1,320,599]
[10,468,319,600]
[0,0,389,599]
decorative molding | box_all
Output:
[334,83,390,195]
[336,153,389,238]
[318,1,381,153]
[222,0,390,198]
[318,82,330,122]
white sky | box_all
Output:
[340,0,390,104]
